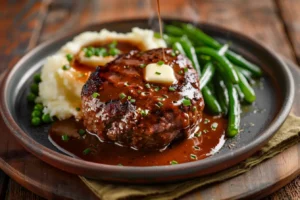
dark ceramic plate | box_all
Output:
[0,19,295,183]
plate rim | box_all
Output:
[0,18,295,183]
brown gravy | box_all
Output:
[49,113,226,166]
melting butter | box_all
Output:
[144,63,177,84]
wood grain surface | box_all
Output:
[1,0,300,199]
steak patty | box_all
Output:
[81,48,204,150]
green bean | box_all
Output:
[226,51,262,77]
[215,75,229,115]
[196,47,239,83]
[179,37,201,76]
[236,69,256,103]
[172,42,186,56]
[200,62,215,90]
[201,86,222,114]
[165,25,184,37]
[234,84,244,101]
[235,66,255,84]
[182,23,221,49]
[179,23,262,76]
[226,81,241,137]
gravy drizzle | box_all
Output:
[156,0,165,60]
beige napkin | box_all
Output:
[80,114,300,200]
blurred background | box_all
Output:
[1,0,300,199]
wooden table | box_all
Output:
[1,0,300,199]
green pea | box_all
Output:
[27,93,36,102]
[31,117,41,126]
[34,104,43,111]
[31,110,42,117]
[30,83,39,94]
[33,74,41,83]
[42,113,52,123]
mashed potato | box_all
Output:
[38,28,166,120]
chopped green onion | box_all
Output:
[118,163,123,166]
[61,134,69,141]
[163,94,169,98]
[169,86,176,91]
[194,132,202,137]
[78,129,86,136]
[204,118,210,124]
[66,54,73,62]
[76,107,81,111]
[193,146,200,150]
[211,122,218,131]
[108,40,118,48]
[109,48,120,56]
[178,70,183,75]
[83,148,91,155]
[145,83,151,89]
[124,82,129,86]
[127,96,132,100]
[157,61,164,65]
[140,109,149,117]
[156,102,164,108]
[154,87,160,92]
[119,93,126,99]
[192,106,197,112]
[130,99,136,103]
[155,71,161,75]
[190,154,197,160]
[140,64,146,68]
[182,99,191,106]
[184,68,188,72]
[158,97,165,101]
[92,92,100,98]
[170,160,178,165]
[62,65,70,70]
[171,51,176,57]
[85,50,93,57]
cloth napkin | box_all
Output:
[80,114,300,200]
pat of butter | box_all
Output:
[78,51,115,67]
[145,63,177,84]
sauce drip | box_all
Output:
[156,0,165,60]
[48,113,226,166]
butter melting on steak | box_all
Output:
[81,48,204,151]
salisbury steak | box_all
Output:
[81,48,204,150]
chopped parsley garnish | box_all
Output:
[119,93,126,99]
[169,86,176,92]
[182,99,191,106]
[157,60,164,66]
[78,129,86,136]
[140,64,146,68]
[92,92,100,98]
[83,148,91,155]
[76,107,81,111]
[62,65,70,70]
[170,160,178,165]
[184,67,188,73]
[145,83,151,89]
[61,134,69,141]
[66,54,73,62]
[190,154,197,160]
[155,71,161,75]
[140,109,149,117]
